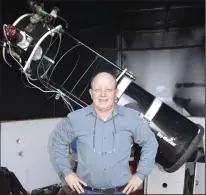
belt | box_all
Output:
[84,184,127,194]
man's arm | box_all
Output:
[52,117,76,178]
[133,116,159,181]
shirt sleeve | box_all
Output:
[52,116,76,178]
[133,115,159,181]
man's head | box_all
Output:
[89,72,118,112]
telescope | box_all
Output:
[1,0,204,174]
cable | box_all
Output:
[61,95,74,112]
[79,61,99,98]
[59,86,88,107]
[62,30,136,81]
[40,33,61,79]
[3,24,9,42]
[36,31,60,92]
[57,15,68,30]
[2,42,12,67]
[60,52,80,87]
[5,39,59,94]
[44,33,61,89]
[2,15,111,110]
[2,13,77,110]
[8,44,58,94]
[41,18,58,77]
[21,72,35,89]
[25,74,58,93]
[70,55,99,94]
[2,24,78,109]
[47,44,81,85]
[43,33,62,99]
[8,43,24,70]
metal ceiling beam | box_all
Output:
[92,44,204,51]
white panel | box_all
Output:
[1,118,64,193]
[122,48,204,99]
[146,164,186,194]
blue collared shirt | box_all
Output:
[52,104,158,189]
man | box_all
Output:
[52,72,159,194]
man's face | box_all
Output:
[89,73,118,111]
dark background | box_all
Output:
[0,0,205,121]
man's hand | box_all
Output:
[65,172,87,194]
[123,175,143,194]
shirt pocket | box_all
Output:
[115,129,133,154]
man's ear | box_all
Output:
[115,88,119,97]
[89,88,93,99]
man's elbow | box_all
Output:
[152,134,159,155]
[51,132,61,155]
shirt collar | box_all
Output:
[84,104,124,116]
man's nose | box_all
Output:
[100,90,106,96]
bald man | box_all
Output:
[52,72,158,194]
